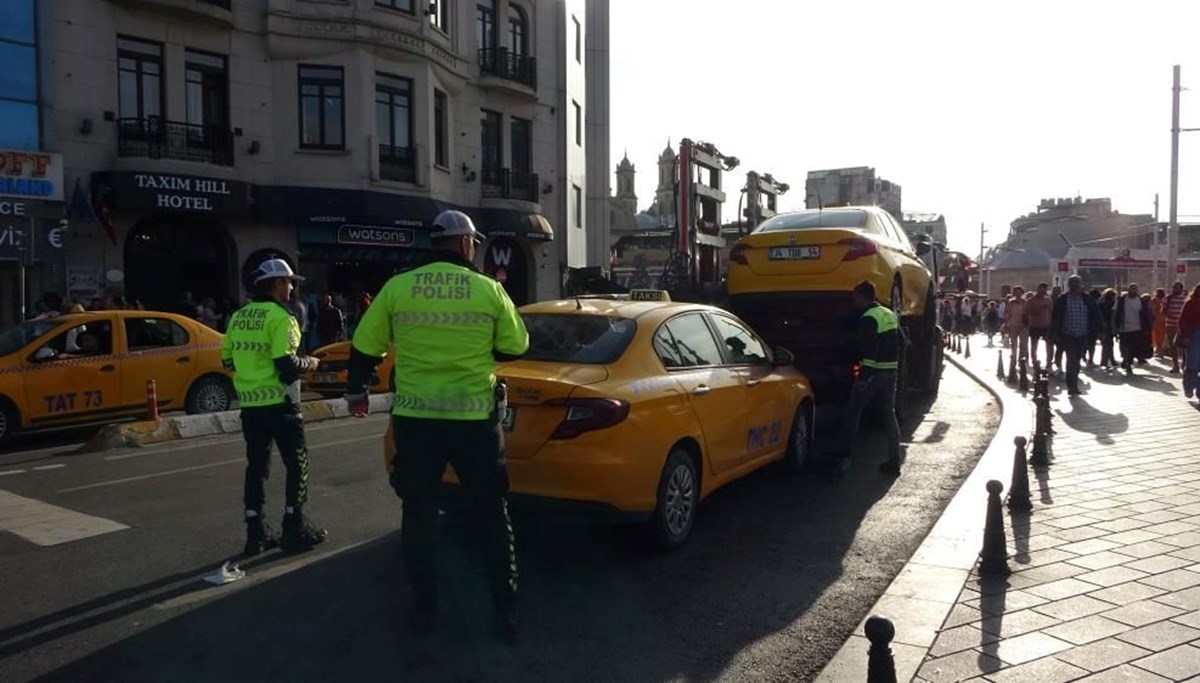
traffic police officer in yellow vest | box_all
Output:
[346,210,529,643]
[838,280,904,475]
[221,259,329,556]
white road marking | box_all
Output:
[32,464,66,471]
[61,433,381,493]
[0,489,128,546]
[0,470,26,476]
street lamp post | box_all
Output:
[979,222,988,296]
[1169,66,1181,288]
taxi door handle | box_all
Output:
[693,385,711,396]
[100,365,116,372]
[176,356,190,363]
[746,379,761,388]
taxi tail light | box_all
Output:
[839,238,878,261]
[546,398,630,440]
[729,243,749,265]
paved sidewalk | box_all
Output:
[820,335,1200,682]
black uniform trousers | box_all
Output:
[241,403,309,512]
[841,369,902,463]
[390,412,516,615]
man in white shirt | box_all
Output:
[1114,283,1150,375]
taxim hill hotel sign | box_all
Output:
[95,171,252,216]
[0,150,65,202]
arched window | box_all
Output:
[477,0,497,52]
[507,5,527,57]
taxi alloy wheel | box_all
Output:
[779,403,812,474]
[652,449,698,550]
[186,377,234,414]
[0,400,15,448]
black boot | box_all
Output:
[244,516,279,557]
[280,511,328,552]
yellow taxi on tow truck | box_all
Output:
[0,310,234,447]
[384,291,814,549]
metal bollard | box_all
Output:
[1030,396,1051,469]
[146,379,159,421]
[1007,353,1018,384]
[964,335,971,358]
[979,480,1012,575]
[1031,361,1041,389]
[997,350,1005,380]
[1007,436,1033,511]
[865,615,897,683]
[1018,359,1029,392]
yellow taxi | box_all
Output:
[0,310,234,447]
[304,341,393,398]
[727,206,935,318]
[384,292,814,549]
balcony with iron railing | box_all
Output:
[477,48,537,93]
[378,144,416,183]
[110,0,233,26]
[117,117,234,166]
[481,168,539,203]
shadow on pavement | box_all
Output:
[31,460,901,682]
[1054,398,1128,444]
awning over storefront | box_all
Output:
[468,209,554,241]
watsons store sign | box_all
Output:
[336,225,415,247]
[0,150,64,202]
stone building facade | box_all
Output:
[44,0,607,313]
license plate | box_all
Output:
[768,246,821,260]
[313,373,338,384]
[501,407,515,431]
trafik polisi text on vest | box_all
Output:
[229,308,269,330]
[411,272,472,300]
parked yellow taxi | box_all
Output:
[304,341,393,398]
[384,293,814,549]
[0,311,234,447]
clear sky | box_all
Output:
[608,0,1200,255]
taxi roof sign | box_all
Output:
[628,289,671,302]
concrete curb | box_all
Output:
[817,345,1034,682]
[79,393,393,453]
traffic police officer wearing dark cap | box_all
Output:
[347,210,529,643]
[222,258,328,556]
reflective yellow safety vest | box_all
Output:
[220,300,300,407]
[352,257,529,421]
[860,304,900,371]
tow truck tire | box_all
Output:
[649,448,699,551]
[0,397,17,450]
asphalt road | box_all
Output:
[0,364,998,683]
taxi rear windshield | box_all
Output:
[521,314,636,364]
[756,209,868,232]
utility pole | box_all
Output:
[1168,65,1181,287]
[1153,193,1160,290]
[979,222,988,295]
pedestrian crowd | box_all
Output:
[944,278,1200,399]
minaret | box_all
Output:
[615,153,637,214]
[655,140,676,225]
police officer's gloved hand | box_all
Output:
[346,393,369,418]
[299,356,321,371]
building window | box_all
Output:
[0,0,38,149]
[298,65,344,149]
[573,100,582,147]
[375,0,413,12]
[185,50,228,131]
[507,5,527,57]
[434,89,448,168]
[573,15,581,63]
[481,109,503,175]
[573,184,582,228]
[117,37,163,122]
[430,0,449,33]
[510,117,531,176]
[375,73,413,181]
[477,0,496,52]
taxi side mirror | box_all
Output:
[916,241,932,256]
[772,346,795,367]
[33,347,58,362]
